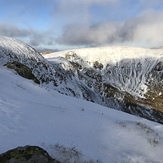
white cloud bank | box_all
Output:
[57,10,163,48]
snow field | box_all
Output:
[0,66,163,163]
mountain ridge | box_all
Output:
[0,36,163,123]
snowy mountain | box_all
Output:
[45,47,163,123]
[49,47,162,98]
[0,36,163,124]
[1,54,163,163]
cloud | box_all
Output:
[57,22,121,46]
[0,23,55,48]
[28,30,56,47]
[0,23,30,37]
[121,10,163,47]
[57,10,163,48]
[1,0,163,49]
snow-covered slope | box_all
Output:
[1,65,163,163]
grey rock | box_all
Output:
[0,146,61,163]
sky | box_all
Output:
[0,0,163,51]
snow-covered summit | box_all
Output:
[0,36,44,64]
[46,46,163,65]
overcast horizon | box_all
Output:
[0,0,163,51]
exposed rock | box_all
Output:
[93,61,103,70]
[0,146,60,163]
[5,62,40,84]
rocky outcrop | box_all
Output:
[5,62,40,84]
[0,146,60,163]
